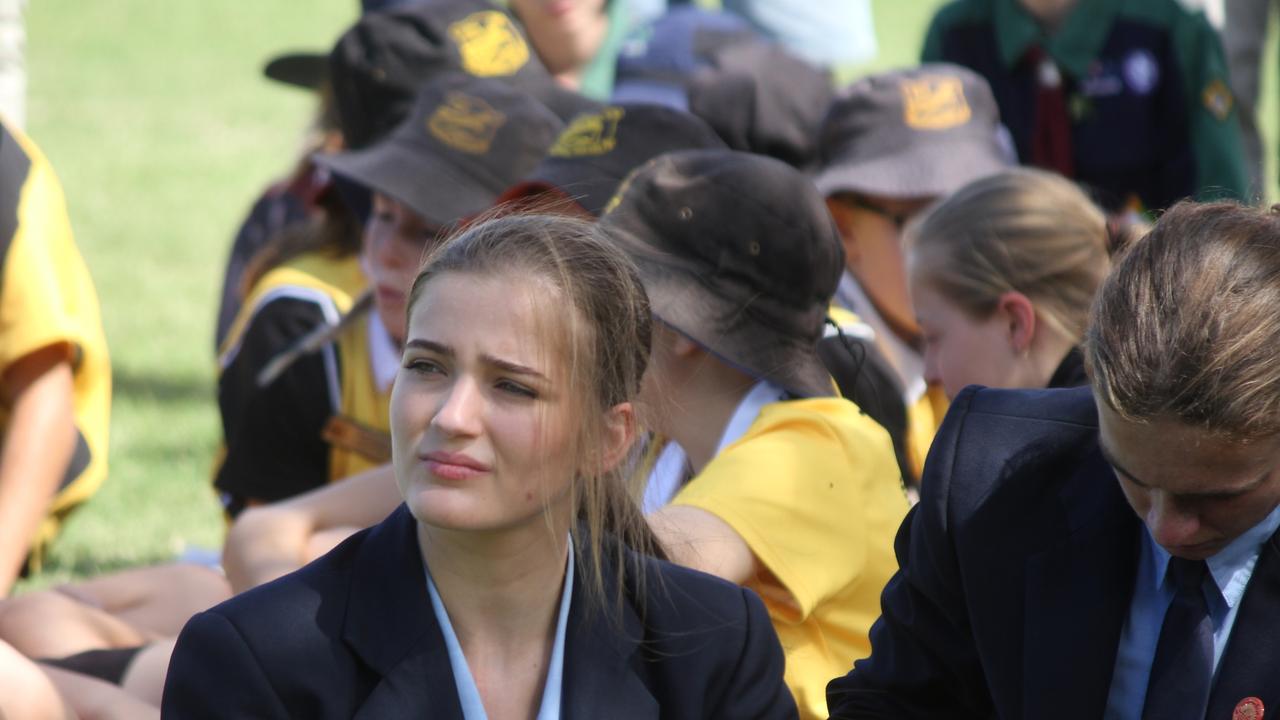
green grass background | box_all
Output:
[17,0,1278,590]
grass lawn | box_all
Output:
[18,0,355,590]
[16,0,1278,591]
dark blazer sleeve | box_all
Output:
[708,587,796,719]
[826,386,993,719]
[162,610,291,719]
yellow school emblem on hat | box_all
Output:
[448,11,530,78]
[550,107,625,158]
[1203,78,1234,121]
[901,76,972,131]
[427,92,507,154]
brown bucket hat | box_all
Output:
[601,149,843,398]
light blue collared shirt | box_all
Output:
[1103,503,1280,719]
[425,541,575,720]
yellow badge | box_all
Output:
[1203,78,1234,121]
[549,107,625,158]
[901,76,972,131]
[448,11,530,78]
[427,92,507,154]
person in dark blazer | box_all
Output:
[829,200,1280,719]
[162,214,797,719]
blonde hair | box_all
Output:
[1087,201,1280,440]
[406,213,664,617]
[906,168,1110,344]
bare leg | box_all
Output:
[0,639,75,720]
[119,638,174,709]
[43,664,159,720]
[0,563,229,657]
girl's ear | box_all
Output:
[598,401,637,474]
[996,291,1037,353]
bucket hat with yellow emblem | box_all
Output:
[329,0,596,151]
[316,74,563,229]
[601,149,844,399]
[813,63,1010,199]
[496,103,726,217]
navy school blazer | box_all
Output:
[827,385,1280,719]
[162,504,797,719]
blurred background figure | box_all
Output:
[906,168,1112,400]
[612,6,833,168]
[0,121,110,598]
[628,0,878,67]
[1223,0,1273,198]
[924,0,1247,215]
[812,64,1010,485]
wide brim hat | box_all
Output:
[263,52,328,91]
[317,74,563,228]
[602,149,842,398]
[813,63,1010,199]
[496,103,727,217]
[329,0,591,150]
[612,7,832,168]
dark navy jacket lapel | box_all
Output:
[1206,528,1280,718]
[1022,448,1141,718]
[561,553,659,720]
[343,505,465,720]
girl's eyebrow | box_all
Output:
[404,338,548,381]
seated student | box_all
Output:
[600,149,909,720]
[906,168,1111,399]
[923,0,1248,213]
[0,121,110,597]
[213,105,726,589]
[0,76,563,681]
[813,64,1009,483]
[828,200,1280,717]
[163,213,797,719]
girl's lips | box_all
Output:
[422,451,490,480]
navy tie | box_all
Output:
[1141,557,1214,720]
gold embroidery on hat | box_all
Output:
[901,76,972,131]
[549,107,625,158]
[427,92,507,154]
[1203,78,1233,121]
[448,11,530,78]
[602,165,641,216]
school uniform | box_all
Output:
[161,504,799,719]
[213,250,390,517]
[827,385,1280,718]
[924,0,1248,211]
[0,121,110,569]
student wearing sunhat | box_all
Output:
[601,149,909,720]
[813,64,1011,484]
[0,75,564,699]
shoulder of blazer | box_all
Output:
[923,385,1107,529]
[202,521,374,645]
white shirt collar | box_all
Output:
[367,312,399,392]
[641,380,786,513]
[426,540,574,720]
